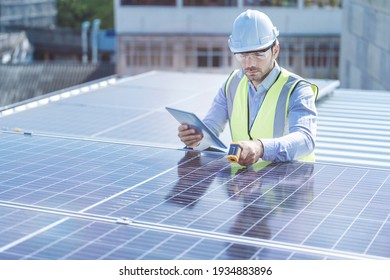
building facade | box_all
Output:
[0,0,57,29]
[115,0,342,78]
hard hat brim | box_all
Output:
[228,38,276,54]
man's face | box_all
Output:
[234,43,279,87]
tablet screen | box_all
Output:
[166,107,227,150]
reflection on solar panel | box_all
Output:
[1,132,389,260]
[0,72,340,153]
[0,72,231,148]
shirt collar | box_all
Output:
[249,61,281,93]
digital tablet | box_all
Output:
[166,106,227,150]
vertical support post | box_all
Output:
[91,19,101,64]
[81,21,90,64]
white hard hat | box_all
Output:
[228,9,279,53]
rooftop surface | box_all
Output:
[1,70,388,170]
[0,71,389,260]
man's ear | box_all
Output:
[272,44,280,59]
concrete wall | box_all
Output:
[339,0,390,90]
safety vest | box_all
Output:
[224,68,318,162]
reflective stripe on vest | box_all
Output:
[224,68,318,162]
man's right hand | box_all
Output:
[178,124,203,148]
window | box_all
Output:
[196,47,224,67]
[123,38,174,69]
[197,47,208,67]
[121,0,176,6]
[303,40,339,69]
[244,0,297,7]
[305,43,326,67]
[304,0,342,8]
[184,0,237,6]
[211,47,223,67]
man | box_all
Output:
[178,9,318,166]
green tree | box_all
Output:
[57,0,114,29]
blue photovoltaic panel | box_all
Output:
[0,133,185,211]
[0,72,230,148]
[1,73,339,153]
[1,71,387,261]
[0,132,389,260]
[0,207,311,260]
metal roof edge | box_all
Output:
[0,74,118,118]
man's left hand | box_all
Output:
[237,140,264,166]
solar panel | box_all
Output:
[1,70,387,263]
[0,72,340,154]
[1,132,389,260]
[0,72,231,147]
